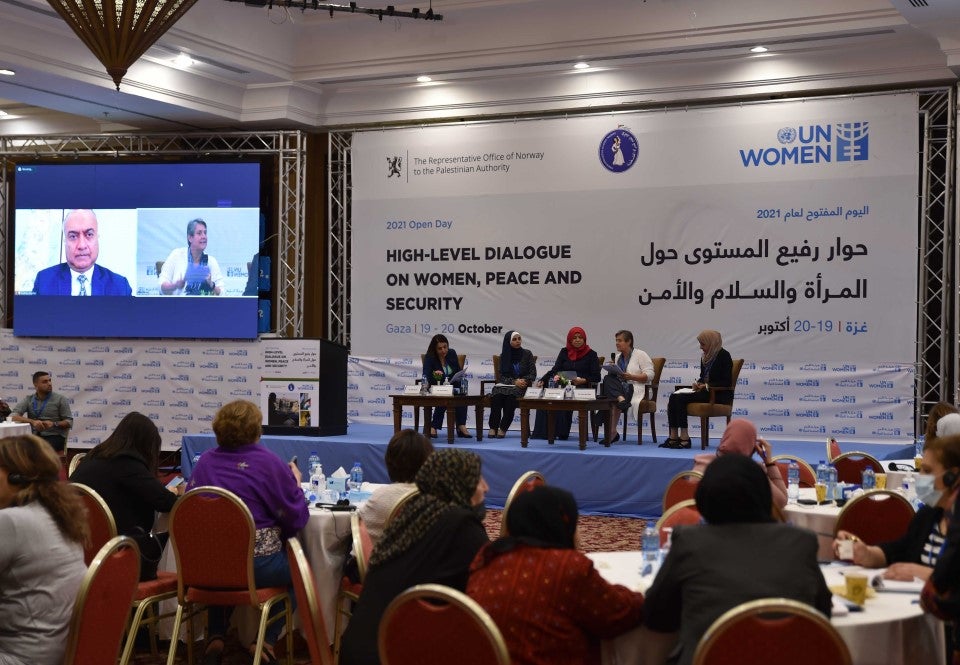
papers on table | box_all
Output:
[871,572,924,593]
[674,387,696,394]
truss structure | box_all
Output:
[328,132,352,347]
[0,131,306,337]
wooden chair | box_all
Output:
[500,470,546,536]
[831,451,883,484]
[63,536,142,665]
[166,486,293,665]
[333,512,374,662]
[692,597,851,665]
[826,438,842,462]
[683,358,744,450]
[662,470,703,513]
[655,499,702,546]
[620,356,666,444]
[67,451,86,477]
[834,490,915,545]
[378,584,510,665]
[287,537,335,665]
[769,455,817,488]
[415,353,468,431]
[480,354,538,395]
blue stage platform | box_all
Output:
[181,424,914,520]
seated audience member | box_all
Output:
[358,429,433,545]
[936,412,960,439]
[836,433,960,581]
[468,485,644,665]
[70,412,180,580]
[691,418,788,509]
[662,330,732,449]
[0,435,89,665]
[643,454,831,665]
[488,330,537,438]
[339,449,490,665]
[187,400,308,665]
[532,326,601,440]
[926,401,959,442]
[601,329,654,443]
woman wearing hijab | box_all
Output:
[662,330,733,449]
[643,454,831,665]
[339,449,490,665]
[926,402,959,442]
[468,485,644,665]
[691,418,788,509]
[532,327,601,440]
[422,334,472,438]
[488,331,537,438]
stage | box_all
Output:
[181,424,914,520]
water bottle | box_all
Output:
[641,526,660,573]
[903,475,919,509]
[787,461,800,504]
[661,527,673,556]
[421,375,430,395]
[826,464,838,501]
[349,461,364,491]
[861,467,876,490]
[564,383,575,400]
[816,460,827,485]
[308,451,320,475]
[461,376,469,396]
[310,463,325,493]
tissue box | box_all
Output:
[327,477,348,493]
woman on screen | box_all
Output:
[488,330,537,438]
[422,334,472,439]
[662,330,732,449]
[158,218,225,296]
[531,326,600,440]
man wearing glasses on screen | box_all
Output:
[158,218,224,296]
[32,209,132,296]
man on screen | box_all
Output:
[159,218,224,296]
[11,371,73,454]
[32,209,132,296]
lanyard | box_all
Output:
[31,395,51,419]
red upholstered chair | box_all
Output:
[685,358,744,450]
[832,451,883,484]
[655,499,702,547]
[500,470,546,536]
[378,584,510,665]
[334,512,374,662]
[386,488,419,525]
[67,452,86,477]
[662,470,703,513]
[692,597,851,665]
[834,490,915,545]
[166,486,293,665]
[72,482,118,565]
[826,438,842,462]
[769,455,817,489]
[63,536,142,665]
[287,537,335,665]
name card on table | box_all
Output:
[542,388,565,400]
[524,387,544,399]
[403,385,423,395]
[574,389,597,400]
[431,385,455,396]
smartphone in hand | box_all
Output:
[166,475,185,490]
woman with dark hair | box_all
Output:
[70,411,179,580]
[643,454,831,665]
[488,330,537,438]
[468,485,644,665]
[662,329,733,449]
[422,333,472,438]
[339,448,490,665]
[532,326,601,440]
[0,435,89,665]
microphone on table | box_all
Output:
[887,462,916,472]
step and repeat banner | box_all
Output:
[350,93,919,443]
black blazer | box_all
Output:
[423,348,462,385]
[698,348,734,405]
[539,348,601,385]
[499,348,537,384]
[879,504,942,565]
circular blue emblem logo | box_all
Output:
[777,127,797,145]
[598,129,638,173]
[287,383,295,391]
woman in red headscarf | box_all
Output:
[531,327,601,440]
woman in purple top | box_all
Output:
[187,400,308,665]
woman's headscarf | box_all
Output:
[937,413,960,438]
[565,326,591,362]
[501,330,523,365]
[697,330,723,364]
[476,485,578,566]
[369,448,481,567]
[695,453,773,525]
[693,418,756,474]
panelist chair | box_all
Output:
[618,356,666,444]
[414,353,467,433]
[685,358,744,450]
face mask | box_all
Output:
[916,473,943,507]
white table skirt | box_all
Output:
[783,487,843,560]
[587,552,946,665]
[0,422,33,437]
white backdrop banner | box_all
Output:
[349,93,919,442]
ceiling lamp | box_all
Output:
[45,0,202,90]
[750,46,769,53]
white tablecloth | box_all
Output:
[587,552,946,665]
[0,422,32,437]
[783,487,843,560]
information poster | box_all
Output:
[260,338,321,429]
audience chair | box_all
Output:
[655,499,702,547]
[834,489,915,546]
[662,470,703,513]
[378,583,510,665]
[385,488,419,525]
[287,537,335,665]
[63,536,142,665]
[414,353,468,432]
[67,452,86,477]
[333,512,374,662]
[831,451,883,484]
[500,470,546,536]
[685,358,744,450]
[769,455,817,488]
[692,597,851,665]
[72,482,118,564]
[166,486,293,665]
[826,438,842,462]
